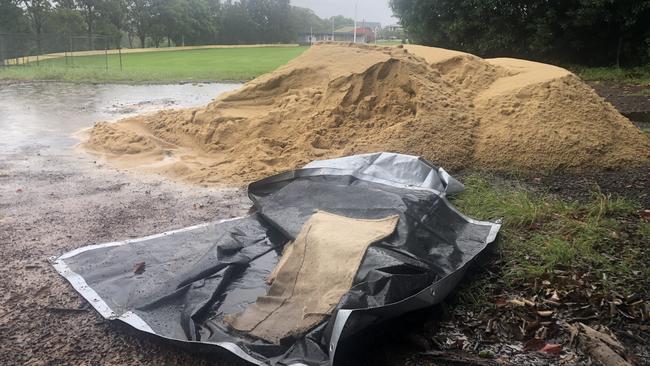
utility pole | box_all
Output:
[353,1,357,43]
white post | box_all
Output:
[353,1,357,43]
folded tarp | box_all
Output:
[51,152,500,365]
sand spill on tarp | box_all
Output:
[83,43,650,185]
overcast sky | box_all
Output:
[291,0,399,27]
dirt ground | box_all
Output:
[0,147,252,365]
[1,82,649,365]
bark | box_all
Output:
[616,34,623,68]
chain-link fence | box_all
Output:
[0,33,118,70]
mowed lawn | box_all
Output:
[0,46,307,83]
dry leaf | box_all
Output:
[540,343,562,355]
[537,310,554,317]
[133,261,146,274]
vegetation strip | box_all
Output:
[0,46,307,83]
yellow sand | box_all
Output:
[83,43,650,185]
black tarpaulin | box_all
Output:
[51,152,500,365]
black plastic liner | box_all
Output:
[51,153,500,366]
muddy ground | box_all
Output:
[0,147,253,365]
[1,82,649,366]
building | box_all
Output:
[300,26,378,45]
[385,24,403,33]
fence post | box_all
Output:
[36,33,41,67]
[118,47,123,72]
[69,35,74,66]
[105,37,108,71]
[0,35,4,68]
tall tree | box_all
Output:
[0,0,29,33]
[127,0,151,47]
[99,0,127,47]
[20,0,51,53]
[76,0,101,49]
[390,0,650,67]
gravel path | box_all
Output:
[0,146,251,365]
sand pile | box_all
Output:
[84,43,650,185]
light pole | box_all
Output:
[353,1,357,43]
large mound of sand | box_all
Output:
[84,43,650,185]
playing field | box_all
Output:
[0,46,307,83]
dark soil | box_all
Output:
[528,165,650,207]
[590,81,650,130]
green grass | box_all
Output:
[0,46,307,83]
[574,65,650,85]
[450,175,647,297]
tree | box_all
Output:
[390,0,650,67]
[0,0,29,33]
[20,0,51,53]
[99,0,127,47]
[75,0,101,49]
[127,0,151,47]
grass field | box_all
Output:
[574,65,650,85]
[0,46,307,83]
[451,174,649,309]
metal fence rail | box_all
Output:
[0,33,115,69]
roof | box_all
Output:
[360,21,381,29]
[334,26,355,33]
[334,26,375,35]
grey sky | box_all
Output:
[291,0,399,27]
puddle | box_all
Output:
[0,82,241,153]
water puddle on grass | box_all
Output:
[0,82,241,153]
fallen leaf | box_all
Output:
[523,298,535,307]
[133,261,146,274]
[507,299,526,307]
[640,210,650,221]
[494,297,508,307]
[550,291,560,302]
[539,343,562,355]
[523,338,546,352]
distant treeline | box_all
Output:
[390,0,650,67]
[0,0,356,48]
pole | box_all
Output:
[105,37,108,71]
[353,1,358,43]
[331,18,334,41]
[118,47,122,72]
[69,35,74,66]
[0,36,4,68]
[36,33,40,66]
[310,26,313,45]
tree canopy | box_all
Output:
[1,0,356,49]
[390,0,650,67]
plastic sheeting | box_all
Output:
[51,153,500,366]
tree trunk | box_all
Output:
[616,34,623,68]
